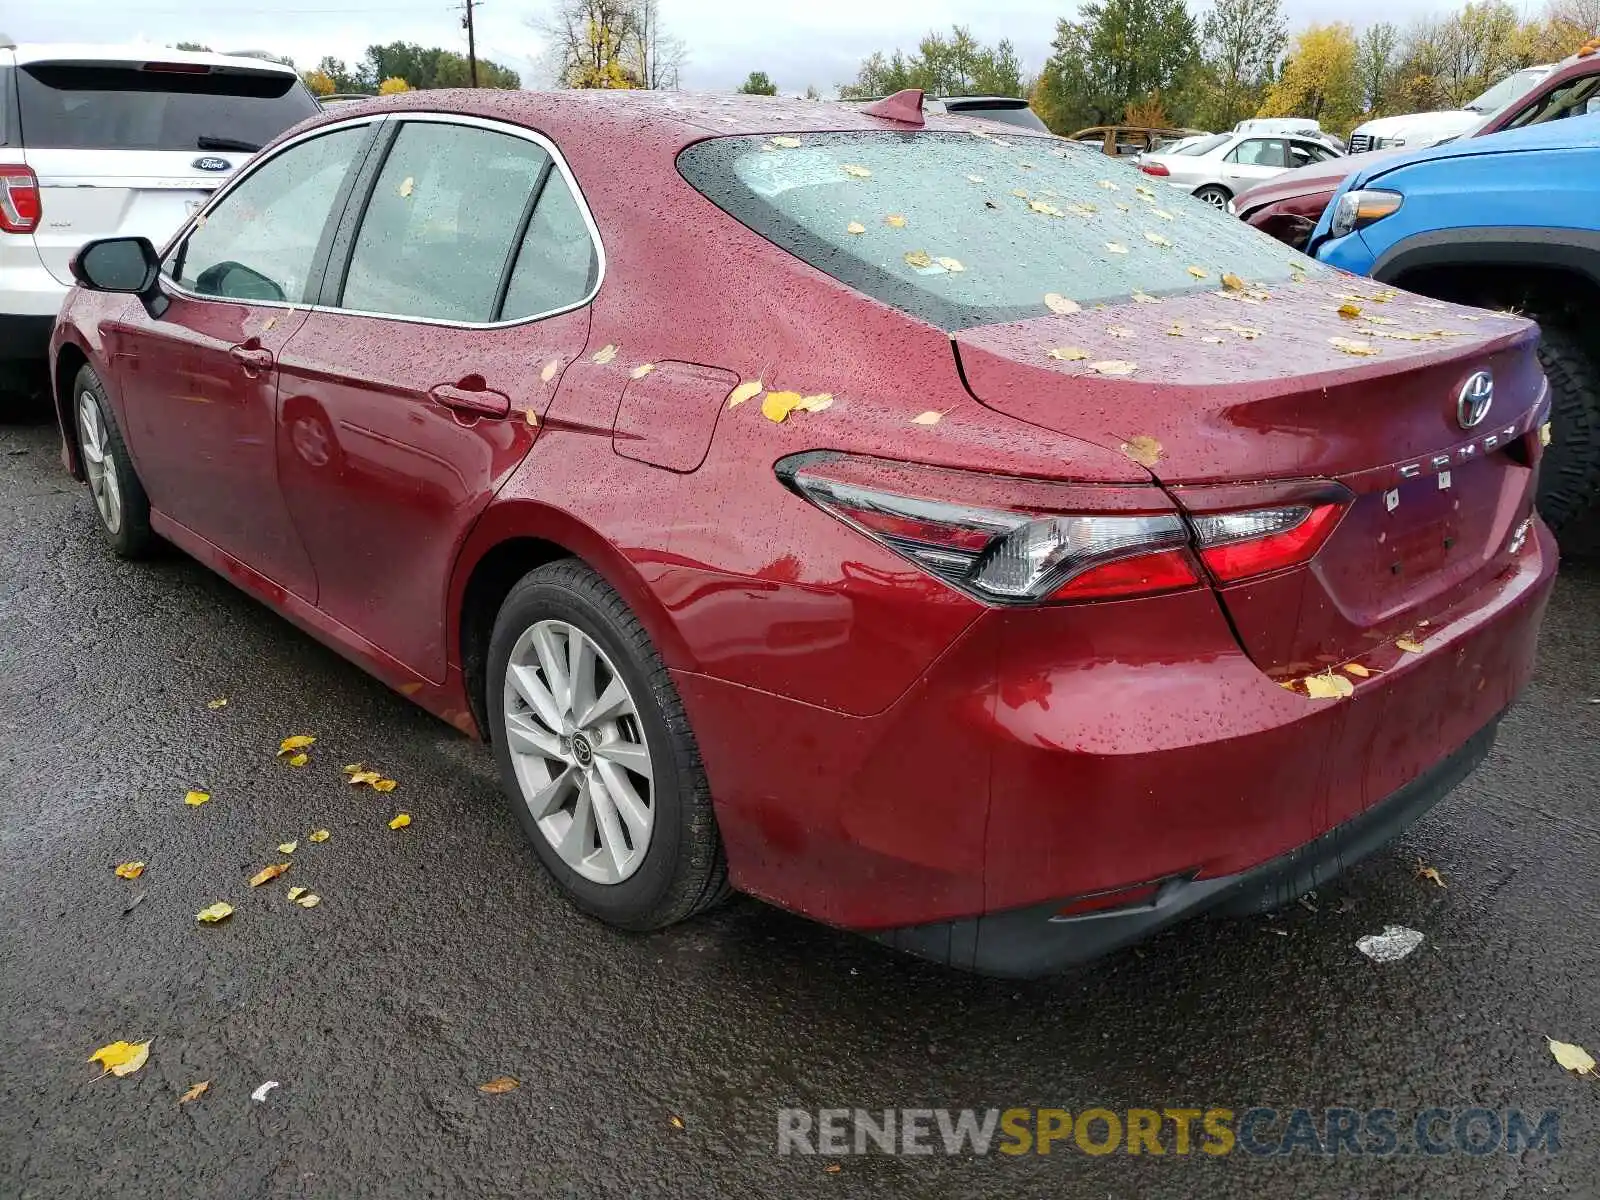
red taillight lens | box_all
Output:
[778,453,1201,604]
[0,166,41,234]
[1140,161,1169,177]
[1193,502,1344,583]
[142,61,214,74]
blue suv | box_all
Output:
[1311,114,1600,544]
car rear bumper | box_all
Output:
[870,715,1496,977]
[677,518,1556,969]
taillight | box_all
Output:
[778,453,1201,604]
[1140,161,1169,177]
[0,166,41,234]
[1191,502,1344,583]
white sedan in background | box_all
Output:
[1136,130,1345,209]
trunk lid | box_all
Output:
[953,275,1549,675]
[15,56,319,285]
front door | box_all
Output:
[113,120,378,600]
[274,117,600,681]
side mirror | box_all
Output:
[70,237,167,317]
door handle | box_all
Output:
[230,345,274,371]
[429,384,511,419]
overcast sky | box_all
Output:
[11,0,1496,95]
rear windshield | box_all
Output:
[17,64,318,152]
[941,102,1049,133]
[1175,133,1229,156]
[679,131,1307,331]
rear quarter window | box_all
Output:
[678,131,1309,331]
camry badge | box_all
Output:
[1457,370,1493,429]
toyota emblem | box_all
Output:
[1456,370,1493,429]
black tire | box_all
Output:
[72,365,155,559]
[1193,184,1231,210]
[1530,321,1600,537]
[486,559,729,931]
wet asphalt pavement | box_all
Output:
[2,404,1598,1200]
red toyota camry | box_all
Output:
[51,89,1556,977]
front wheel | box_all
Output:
[486,559,729,931]
[1193,184,1231,210]
[73,365,154,558]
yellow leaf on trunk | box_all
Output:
[769,135,801,149]
[1338,303,1362,319]
[1343,663,1371,678]
[911,411,943,425]
[1303,672,1354,700]
[1329,337,1380,357]
[1119,435,1163,468]
[630,363,655,380]
[1088,360,1138,376]
[846,221,866,235]
[1187,265,1209,279]
[903,250,932,269]
[1104,242,1128,255]
[840,164,871,178]
[1047,347,1089,361]
[540,359,560,383]
[591,344,618,365]
[1221,273,1246,290]
[884,213,907,227]
[727,380,763,408]
[1396,638,1424,654]
[1043,293,1080,315]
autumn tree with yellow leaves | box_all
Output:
[1259,23,1364,128]
[377,76,412,95]
[533,0,685,90]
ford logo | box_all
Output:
[1457,370,1494,429]
[192,156,232,172]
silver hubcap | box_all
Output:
[503,620,654,884]
[77,391,123,535]
[1201,190,1226,209]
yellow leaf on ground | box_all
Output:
[846,221,866,235]
[884,214,906,227]
[196,902,234,924]
[540,359,560,383]
[296,894,320,908]
[1221,273,1246,290]
[1329,337,1380,357]
[1144,231,1172,248]
[1187,265,1209,279]
[207,699,228,710]
[1105,242,1128,255]
[1416,858,1447,888]
[1120,435,1163,468]
[1396,638,1425,654]
[114,862,145,880]
[287,886,307,901]
[479,1076,520,1094]
[903,249,932,268]
[934,257,965,273]
[388,813,412,830]
[769,135,801,148]
[727,380,762,408]
[185,790,210,807]
[348,771,381,786]
[1338,303,1362,319]
[1044,293,1081,315]
[1303,672,1355,699]
[630,363,655,380]
[911,411,943,425]
[287,753,308,768]
[591,344,618,365]
[277,735,315,755]
[342,763,364,775]
[840,164,871,178]
[308,829,330,843]
[250,863,291,888]
[1047,347,1090,361]
[277,840,299,854]
[1548,1038,1597,1077]
[179,1080,209,1104]
[89,1040,151,1077]
[1088,360,1138,376]
[669,1114,686,1129]
[373,778,398,792]
[1343,663,1371,678]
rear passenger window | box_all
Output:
[501,172,598,320]
[340,122,558,323]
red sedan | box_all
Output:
[51,89,1555,977]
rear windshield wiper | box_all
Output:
[197,135,261,152]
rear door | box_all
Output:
[15,57,320,285]
[273,115,599,682]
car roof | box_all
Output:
[3,42,298,74]
[1353,110,1600,186]
[289,89,1058,153]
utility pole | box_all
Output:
[460,0,479,86]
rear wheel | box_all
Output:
[73,365,154,558]
[1194,184,1230,210]
[486,559,729,931]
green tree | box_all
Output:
[737,71,778,95]
[1198,0,1287,128]
[313,56,367,93]
[1032,0,1201,131]
[1259,23,1362,131]
[171,42,212,52]
[362,43,520,91]
[838,27,1025,99]
[1356,22,1400,114]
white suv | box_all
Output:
[0,39,319,394]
